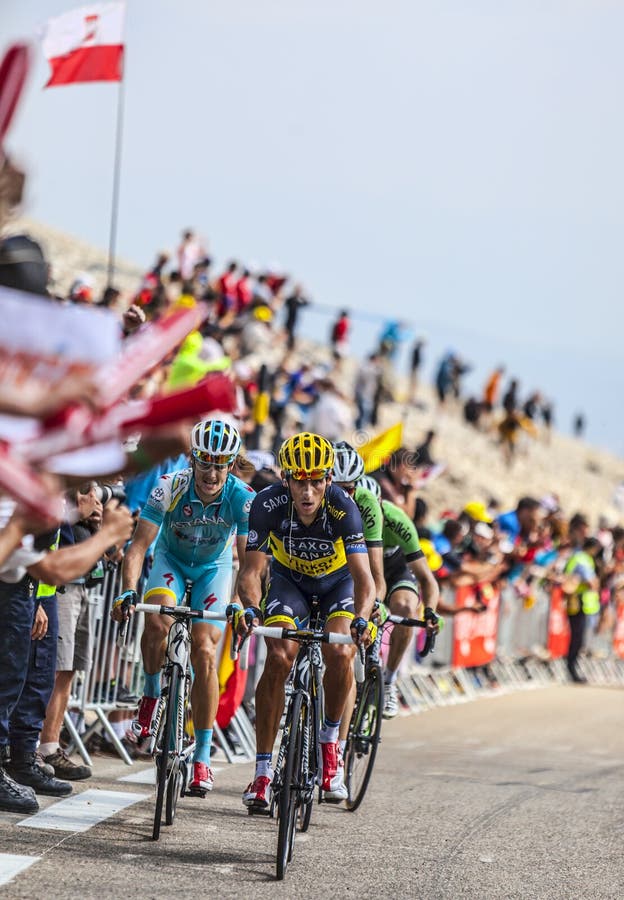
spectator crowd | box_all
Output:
[0,139,620,816]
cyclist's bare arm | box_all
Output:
[367,545,386,601]
[231,533,250,602]
[346,551,376,621]
[121,518,159,592]
[237,549,267,610]
[409,555,440,612]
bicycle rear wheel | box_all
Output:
[344,663,384,812]
[153,665,180,840]
[276,690,304,880]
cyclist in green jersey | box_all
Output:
[332,444,439,719]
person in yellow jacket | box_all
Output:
[562,537,602,683]
[166,330,231,391]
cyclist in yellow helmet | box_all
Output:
[236,432,376,809]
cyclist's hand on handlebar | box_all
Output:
[424,606,440,635]
[227,603,262,636]
[111,590,137,623]
[351,616,377,648]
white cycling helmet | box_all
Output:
[358,474,382,501]
[332,441,365,483]
[191,419,242,462]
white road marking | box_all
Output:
[118,767,156,785]
[118,766,223,785]
[17,790,145,832]
[0,854,40,886]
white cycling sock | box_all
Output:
[38,742,59,757]
[319,717,340,744]
[255,754,273,779]
[384,668,398,685]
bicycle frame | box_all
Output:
[250,617,355,879]
[133,583,226,840]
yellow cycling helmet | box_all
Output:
[279,432,334,479]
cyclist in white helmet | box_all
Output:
[112,419,255,795]
[333,445,440,719]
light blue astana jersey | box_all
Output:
[140,468,254,568]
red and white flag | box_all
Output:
[41,2,125,88]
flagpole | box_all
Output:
[106,71,125,287]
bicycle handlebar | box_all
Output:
[134,603,226,620]
[252,625,355,644]
[385,614,438,656]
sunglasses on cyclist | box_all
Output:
[192,450,235,468]
[285,469,330,481]
[338,482,356,495]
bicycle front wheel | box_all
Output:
[153,665,180,840]
[345,663,384,812]
[165,671,187,826]
[276,690,304,880]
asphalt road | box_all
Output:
[1,686,622,899]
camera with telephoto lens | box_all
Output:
[94,483,126,505]
[73,482,126,506]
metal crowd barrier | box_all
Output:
[64,565,257,766]
[395,582,624,717]
[64,569,624,762]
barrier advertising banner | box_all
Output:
[547,586,571,659]
[451,584,500,668]
[613,599,624,661]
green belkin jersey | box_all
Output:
[380,499,423,562]
[353,485,384,546]
[353,486,423,563]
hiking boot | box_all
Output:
[7,751,73,797]
[34,751,55,777]
[243,775,272,810]
[43,748,92,781]
[0,766,39,814]
[321,741,347,801]
[383,682,400,719]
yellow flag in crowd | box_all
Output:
[359,422,403,472]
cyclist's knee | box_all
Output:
[144,613,170,642]
[264,644,294,678]
[324,642,354,668]
[389,591,416,619]
[190,642,217,671]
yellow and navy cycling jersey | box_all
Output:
[246,483,367,584]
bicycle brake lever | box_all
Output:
[116,620,128,649]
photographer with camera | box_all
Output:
[38,482,128,781]
[0,486,133,814]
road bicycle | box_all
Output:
[344,611,438,812]
[246,599,355,880]
[120,579,226,841]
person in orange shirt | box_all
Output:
[483,365,505,410]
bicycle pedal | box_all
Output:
[247,805,270,817]
[187,786,207,798]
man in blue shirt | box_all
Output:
[112,420,254,795]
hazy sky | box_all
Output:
[4,1,623,454]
